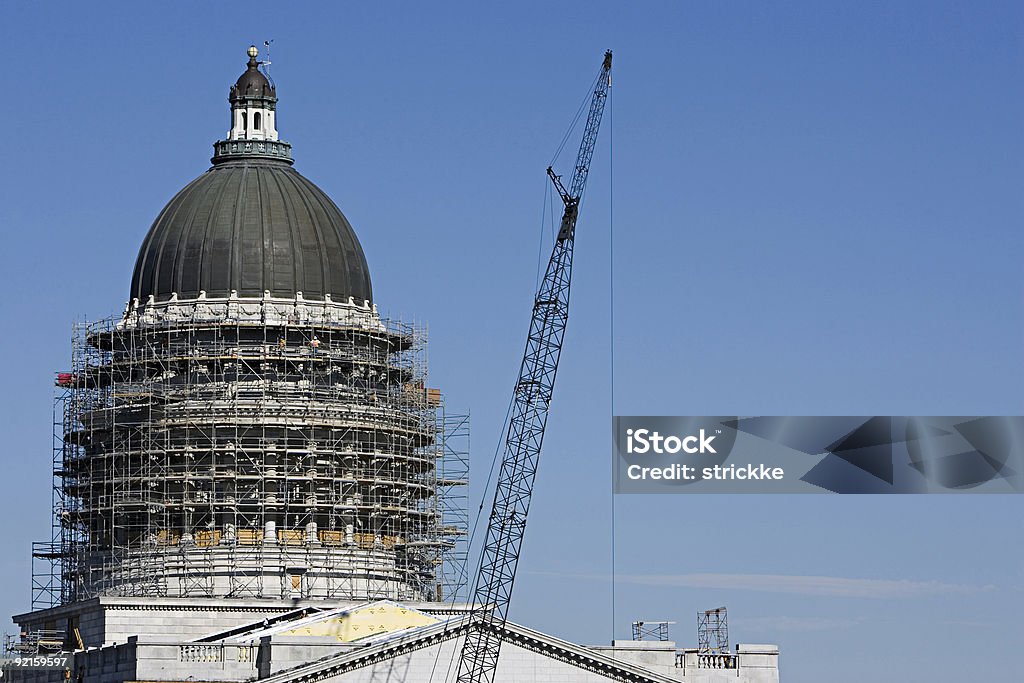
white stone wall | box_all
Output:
[15,598,349,648]
[592,642,680,679]
[228,105,279,141]
[317,637,643,683]
[15,600,779,683]
[302,632,778,683]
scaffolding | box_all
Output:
[697,607,729,655]
[632,621,674,642]
[35,299,468,605]
[436,410,470,601]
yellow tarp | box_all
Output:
[281,602,439,642]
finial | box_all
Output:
[247,45,259,66]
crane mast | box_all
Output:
[455,50,612,683]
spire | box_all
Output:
[212,45,293,165]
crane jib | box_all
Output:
[454,50,612,683]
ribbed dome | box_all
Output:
[230,56,275,101]
[130,158,373,304]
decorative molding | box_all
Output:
[120,292,383,332]
[274,620,676,683]
[212,138,293,164]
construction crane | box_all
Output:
[455,50,613,683]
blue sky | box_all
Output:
[1,2,1022,682]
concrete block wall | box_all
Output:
[258,636,357,677]
[134,641,259,682]
[71,638,138,683]
[101,609,268,644]
[15,598,346,648]
[77,608,105,649]
[732,645,778,682]
[591,640,681,680]
[14,597,472,649]
[73,639,261,683]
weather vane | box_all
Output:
[260,39,275,87]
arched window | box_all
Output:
[241,111,247,131]
[254,112,262,130]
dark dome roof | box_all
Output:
[130,158,373,304]
[230,48,276,102]
[231,63,275,101]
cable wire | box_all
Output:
[608,77,617,643]
[549,71,603,168]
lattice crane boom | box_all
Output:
[455,50,612,683]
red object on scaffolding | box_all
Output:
[55,372,76,387]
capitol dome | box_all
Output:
[129,47,372,305]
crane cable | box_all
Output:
[550,70,604,167]
[608,79,617,643]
